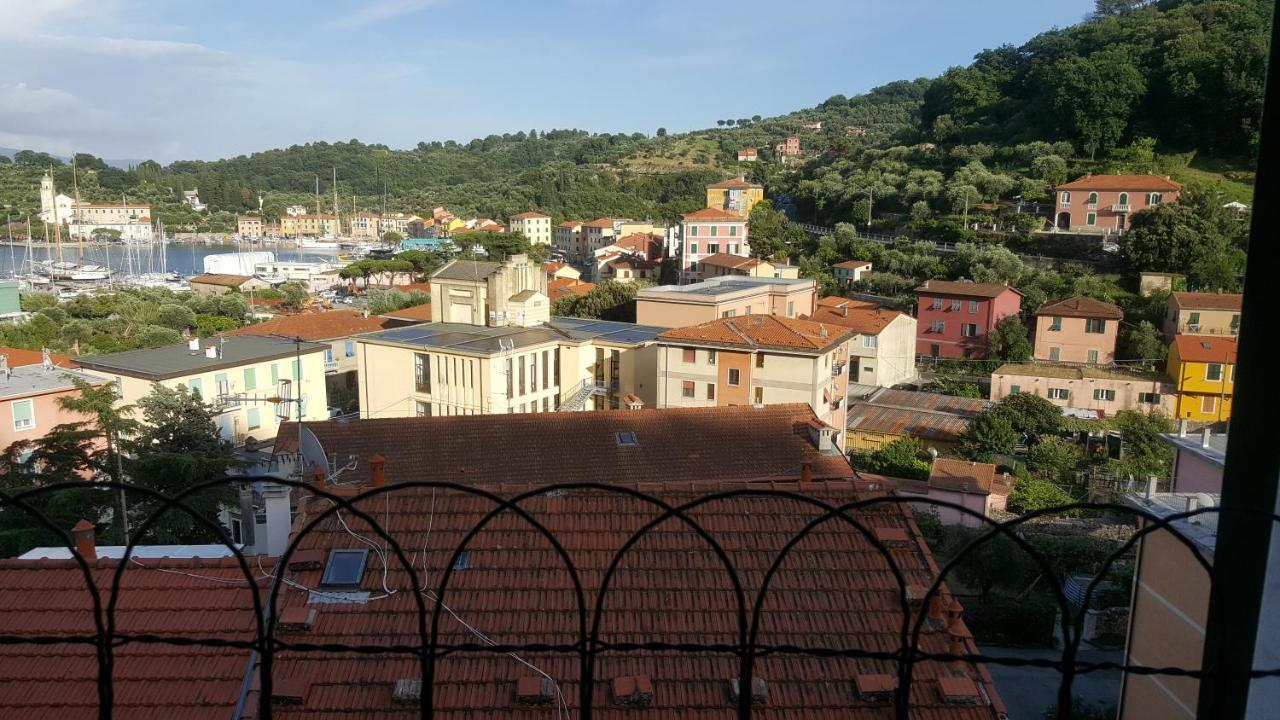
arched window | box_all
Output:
[1060,191,1071,206]
[1087,192,1098,206]
[1118,192,1129,207]
[1149,193,1162,205]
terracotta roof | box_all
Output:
[509,211,549,220]
[833,260,872,270]
[0,555,269,719]
[1035,295,1123,320]
[698,252,760,270]
[583,218,618,229]
[379,302,432,322]
[915,280,1022,299]
[557,220,583,229]
[1173,335,1237,364]
[224,309,396,341]
[189,273,256,287]
[929,458,1011,496]
[1057,174,1183,191]
[805,299,907,335]
[0,347,76,368]
[543,261,569,274]
[607,256,660,270]
[614,232,663,257]
[659,315,854,354]
[706,177,762,189]
[680,207,747,222]
[392,282,432,294]
[1171,292,1243,311]
[265,479,1002,719]
[277,405,853,486]
[548,278,595,302]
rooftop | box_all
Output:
[833,260,872,270]
[1057,173,1183,192]
[639,275,814,301]
[431,259,503,281]
[706,177,762,189]
[224,309,398,342]
[1173,335,1238,364]
[993,362,1171,383]
[659,315,853,354]
[680,207,747,222]
[1122,492,1219,554]
[509,211,549,219]
[928,458,1013,497]
[0,346,75,369]
[698,252,761,270]
[583,218,618,229]
[547,278,595,302]
[379,302,433,323]
[76,336,328,381]
[188,273,255,287]
[1170,291,1243,311]
[357,317,665,356]
[1160,428,1228,469]
[846,388,989,444]
[1036,295,1124,320]
[276,404,853,487]
[916,280,1022,299]
[807,297,907,335]
[0,365,103,401]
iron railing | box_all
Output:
[2,478,1278,719]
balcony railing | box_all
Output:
[1112,203,1132,212]
[1178,323,1240,336]
[324,360,340,374]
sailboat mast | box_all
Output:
[49,165,63,264]
[71,156,84,261]
[332,166,340,238]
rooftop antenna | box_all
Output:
[42,348,53,371]
[1,354,9,380]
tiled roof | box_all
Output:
[0,346,75,368]
[276,405,854,486]
[706,177,762,189]
[915,280,1022,299]
[607,256,659,270]
[582,218,619,229]
[557,220,583,229]
[698,252,760,270]
[510,211,549,219]
[833,260,872,270]
[267,480,1002,719]
[189,273,255,287]
[1036,295,1123,319]
[929,458,1011,496]
[614,232,663,256]
[1173,335,1237,364]
[431,260,502,281]
[0,555,268,719]
[659,315,853,354]
[224,309,397,341]
[680,208,747,222]
[543,261,569,274]
[806,299,906,336]
[379,302,433,322]
[846,389,989,444]
[548,278,595,302]
[1170,292,1243,311]
[1057,174,1182,191]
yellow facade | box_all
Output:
[1167,343,1234,423]
[706,183,764,217]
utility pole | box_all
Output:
[5,207,13,278]
[866,187,873,229]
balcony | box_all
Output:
[1112,203,1131,212]
[324,359,340,374]
[832,363,846,377]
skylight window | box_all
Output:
[453,550,471,571]
[320,549,369,588]
[616,431,639,446]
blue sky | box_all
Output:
[0,0,1096,162]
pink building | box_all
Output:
[1161,427,1227,494]
[1,364,105,454]
[892,458,1014,528]
[990,363,1175,418]
[775,135,802,161]
[915,280,1022,359]
[1033,295,1123,365]
[679,208,748,282]
[1054,174,1182,233]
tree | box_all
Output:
[850,437,931,480]
[989,315,1032,361]
[123,385,238,544]
[1027,436,1081,483]
[747,200,804,260]
[278,282,309,311]
[155,303,197,331]
[991,392,1062,438]
[1008,470,1076,514]
[1117,320,1165,366]
[1118,199,1246,291]
[1048,48,1146,158]
[958,412,1018,462]
[555,280,641,322]
[656,128,667,137]
[381,230,403,244]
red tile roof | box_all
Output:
[1035,295,1123,320]
[509,211,550,219]
[543,261,570,274]
[1057,174,1183,191]
[1170,292,1243,311]
[0,347,76,368]
[1173,335,1237,364]
[659,315,854,354]
[929,458,1012,496]
[915,280,1022,299]
[613,232,663,258]
[379,302,433,322]
[265,480,1003,719]
[276,405,854,486]
[698,252,760,270]
[606,256,660,270]
[548,278,595,302]
[833,260,872,270]
[680,207,747,222]
[224,309,397,341]
[806,299,906,335]
[557,220,583,229]
[190,273,256,287]
[706,177,762,189]
[0,555,269,719]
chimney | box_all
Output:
[188,338,201,353]
[311,467,326,490]
[72,519,96,560]
[369,454,386,487]
[1201,428,1212,448]
[0,354,9,380]
[800,462,813,483]
[842,306,848,317]
[205,346,217,359]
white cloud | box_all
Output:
[330,0,444,28]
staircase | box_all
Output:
[558,379,606,412]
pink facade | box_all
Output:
[1032,296,1122,365]
[1054,175,1182,233]
[2,386,103,452]
[679,210,749,282]
[914,281,1022,359]
[990,366,1175,418]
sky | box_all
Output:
[0,0,1097,163]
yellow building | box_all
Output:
[705,177,764,217]
[1167,335,1235,423]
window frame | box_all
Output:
[320,548,369,588]
[728,368,741,386]
[1048,388,1069,400]
[680,380,695,398]
[11,398,35,431]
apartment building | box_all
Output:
[1033,295,1123,364]
[582,218,621,255]
[806,296,917,387]
[76,336,330,444]
[699,253,800,279]
[915,280,1023,359]
[1168,335,1235,423]
[349,211,380,240]
[1161,425,1227,494]
[833,260,872,287]
[1,363,104,451]
[1054,174,1182,233]
[679,208,749,281]
[278,214,337,238]
[39,172,153,242]
[598,255,660,284]
[990,363,1175,418]
[775,135,802,161]
[508,211,553,246]
[636,276,816,327]
[1164,292,1242,339]
[656,315,853,447]
[378,212,419,237]
[236,216,264,237]
[705,177,764,217]
[555,220,584,258]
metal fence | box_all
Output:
[1,478,1277,719]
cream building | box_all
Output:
[76,336,330,444]
[509,212,553,246]
[806,296,918,387]
[40,172,153,242]
[1163,292,1242,339]
[635,276,818,328]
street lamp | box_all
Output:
[850,187,874,230]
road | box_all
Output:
[979,644,1123,719]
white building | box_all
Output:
[509,212,553,246]
[39,172,153,242]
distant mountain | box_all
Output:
[0,147,146,170]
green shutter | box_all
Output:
[244,368,257,391]
[215,372,228,394]
[292,360,300,381]
[187,378,204,399]
[271,363,279,385]
[247,408,261,430]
